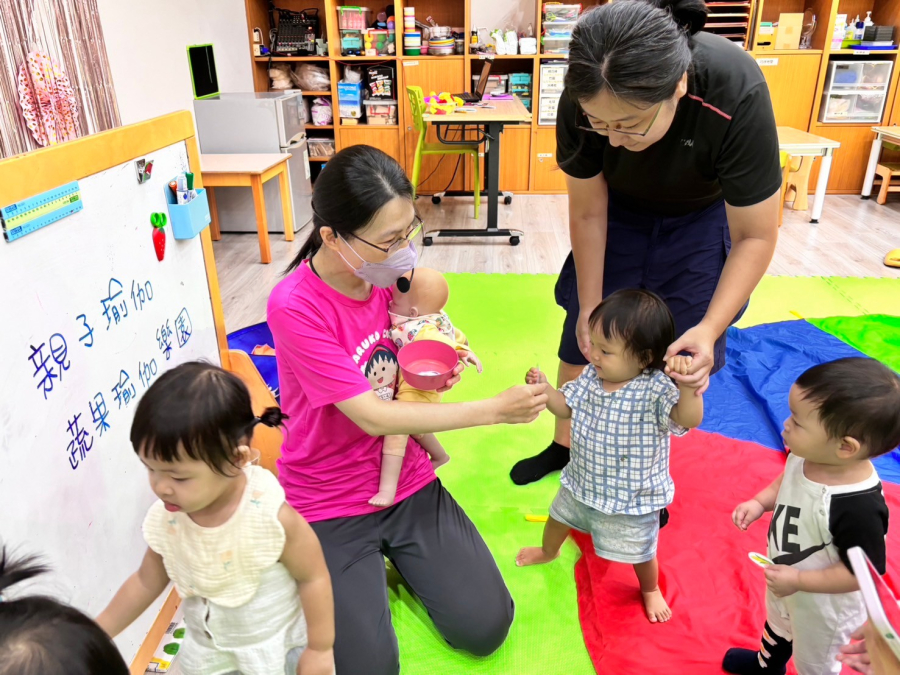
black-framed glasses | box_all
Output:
[575,102,663,138]
[349,214,424,255]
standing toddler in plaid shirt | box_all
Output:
[516,289,704,623]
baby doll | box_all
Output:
[369,267,481,507]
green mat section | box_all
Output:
[387,273,900,674]
[388,273,594,674]
[736,276,900,327]
[810,315,900,373]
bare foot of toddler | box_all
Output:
[515,547,560,567]
[369,490,397,507]
[642,588,672,623]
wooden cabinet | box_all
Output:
[399,58,467,194]
[338,126,401,160]
[465,125,532,192]
[532,127,567,192]
[756,54,821,130]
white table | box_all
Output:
[861,126,900,199]
[777,127,841,223]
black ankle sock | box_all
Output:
[510,441,570,485]
[723,623,791,675]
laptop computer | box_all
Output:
[455,59,493,103]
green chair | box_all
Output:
[406,85,485,219]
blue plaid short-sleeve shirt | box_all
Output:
[560,366,688,516]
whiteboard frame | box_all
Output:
[0,111,230,674]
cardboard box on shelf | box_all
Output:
[774,13,804,50]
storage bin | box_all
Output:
[337,6,371,30]
[164,185,211,240]
[363,99,398,124]
[543,20,576,37]
[542,35,572,53]
[819,59,892,122]
[341,30,364,53]
[543,3,582,22]
[509,73,532,86]
[307,137,336,157]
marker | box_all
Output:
[185,172,194,190]
[525,514,548,523]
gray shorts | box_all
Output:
[549,485,660,564]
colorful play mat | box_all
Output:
[229,274,900,674]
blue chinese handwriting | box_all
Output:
[101,278,128,330]
[49,333,70,380]
[138,358,159,388]
[156,320,174,360]
[175,308,192,348]
[111,370,137,409]
[28,334,70,400]
[131,280,154,312]
[89,392,111,436]
[67,413,94,470]
[76,314,94,348]
[28,342,58,399]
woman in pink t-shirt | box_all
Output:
[268,146,548,675]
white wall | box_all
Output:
[97,0,254,126]
[471,0,536,35]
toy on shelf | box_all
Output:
[424,92,464,115]
[269,64,293,89]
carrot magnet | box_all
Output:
[151,212,167,261]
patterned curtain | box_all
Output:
[0,0,119,159]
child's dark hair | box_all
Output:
[0,547,129,675]
[795,357,900,458]
[131,362,288,474]
[588,289,675,370]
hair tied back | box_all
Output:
[256,407,289,428]
[654,0,709,35]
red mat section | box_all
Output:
[574,430,900,675]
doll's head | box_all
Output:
[390,268,449,320]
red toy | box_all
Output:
[151,212,167,261]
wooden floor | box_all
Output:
[215,194,900,331]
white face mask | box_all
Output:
[336,236,418,289]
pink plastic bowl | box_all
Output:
[398,340,459,391]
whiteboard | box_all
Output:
[0,140,220,660]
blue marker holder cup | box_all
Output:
[164,184,211,240]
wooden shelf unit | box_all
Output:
[749,0,900,191]
[252,0,900,194]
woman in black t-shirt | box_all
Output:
[511,0,782,485]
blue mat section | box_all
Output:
[702,320,900,483]
[227,322,280,402]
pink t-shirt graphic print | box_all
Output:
[267,262,435,522]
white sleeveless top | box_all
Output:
[143,466,307,675]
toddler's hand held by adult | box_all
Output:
[665,324,717,395]
[492,384,548,424]
[525,367,549,387]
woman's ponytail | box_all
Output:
[653,0,708,34]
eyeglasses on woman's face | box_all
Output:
[350,214,424,255]
[575,101,664,138]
